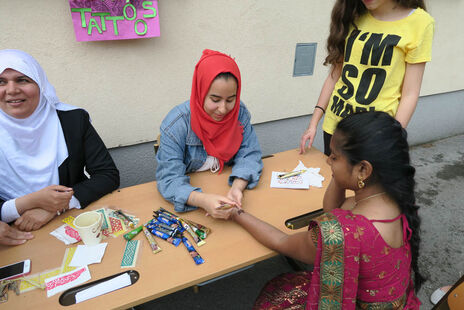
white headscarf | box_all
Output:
[0,49,77,201]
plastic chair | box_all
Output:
[433,275,464,310]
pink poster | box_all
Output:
[69,0,160,42]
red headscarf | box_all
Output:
[190,49,243,173]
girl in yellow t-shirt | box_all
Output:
[299,0,434,156]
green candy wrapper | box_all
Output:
[123,225,143,241]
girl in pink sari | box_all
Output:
[227,112,424,309]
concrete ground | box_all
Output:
[137,134,464,310]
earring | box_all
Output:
[357,176,365,189]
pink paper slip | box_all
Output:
[45,266,91,297]
[69,0,160,42]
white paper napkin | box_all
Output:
[70,243,108,267]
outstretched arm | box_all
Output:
[300,64,342,153]
[230,208,317,265]
[187,191,236,219]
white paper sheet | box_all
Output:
[270,171,310,189]
[45,266,91,297]
[270,161,325,189]
[69,243,108,267]
[75,273,132,303]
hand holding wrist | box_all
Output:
[189,192,236,219]
[15,195,34,215]
[16,185,73,214]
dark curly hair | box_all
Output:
[324,0,427,66]
[335,111,425,292]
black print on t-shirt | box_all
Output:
[331,29,401,117]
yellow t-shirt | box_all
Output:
[323,8,434,134]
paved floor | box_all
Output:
[137,134,464,310]
[413,134,464,309]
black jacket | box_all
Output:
[0,109,120,220]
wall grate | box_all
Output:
[293,43,317,77]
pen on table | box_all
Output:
[277,169,307,179]
[217,204,234,210]
[117,209,136,226]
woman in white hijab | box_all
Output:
[0,50,119,244]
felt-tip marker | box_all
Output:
[277,170,306,179]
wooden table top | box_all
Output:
[0,148,330,309]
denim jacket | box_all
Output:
[155,101,263,212]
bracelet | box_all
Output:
[314,105,325,114]
[56,208,67,216]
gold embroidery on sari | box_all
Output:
[323,244,344,263]
[353,226,365,240]
[361,254,371,263]
[312,213,345,310]
[388,287,396,295]
[321,221,344,245]
[345,214,356,220]
[361,254,372,263]
[356,293,406,309]
[260,273,309,307]
[310,226,320,248]
[382,246,391,255]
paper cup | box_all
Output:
[73,211,103,245]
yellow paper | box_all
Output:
[19,267,61,293]
[39,268,62,285]
[62,216,76,229]
[61,247,78,273]
[19,274,42,293]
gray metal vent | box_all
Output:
[293,43,317,77]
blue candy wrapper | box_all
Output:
[147,224,181,247]
[182,237,204,265]
[154,214,176,226]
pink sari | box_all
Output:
[253,209,420,309]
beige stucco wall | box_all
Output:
[0,1,462,148]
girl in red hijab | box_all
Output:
[155,50,263,219]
